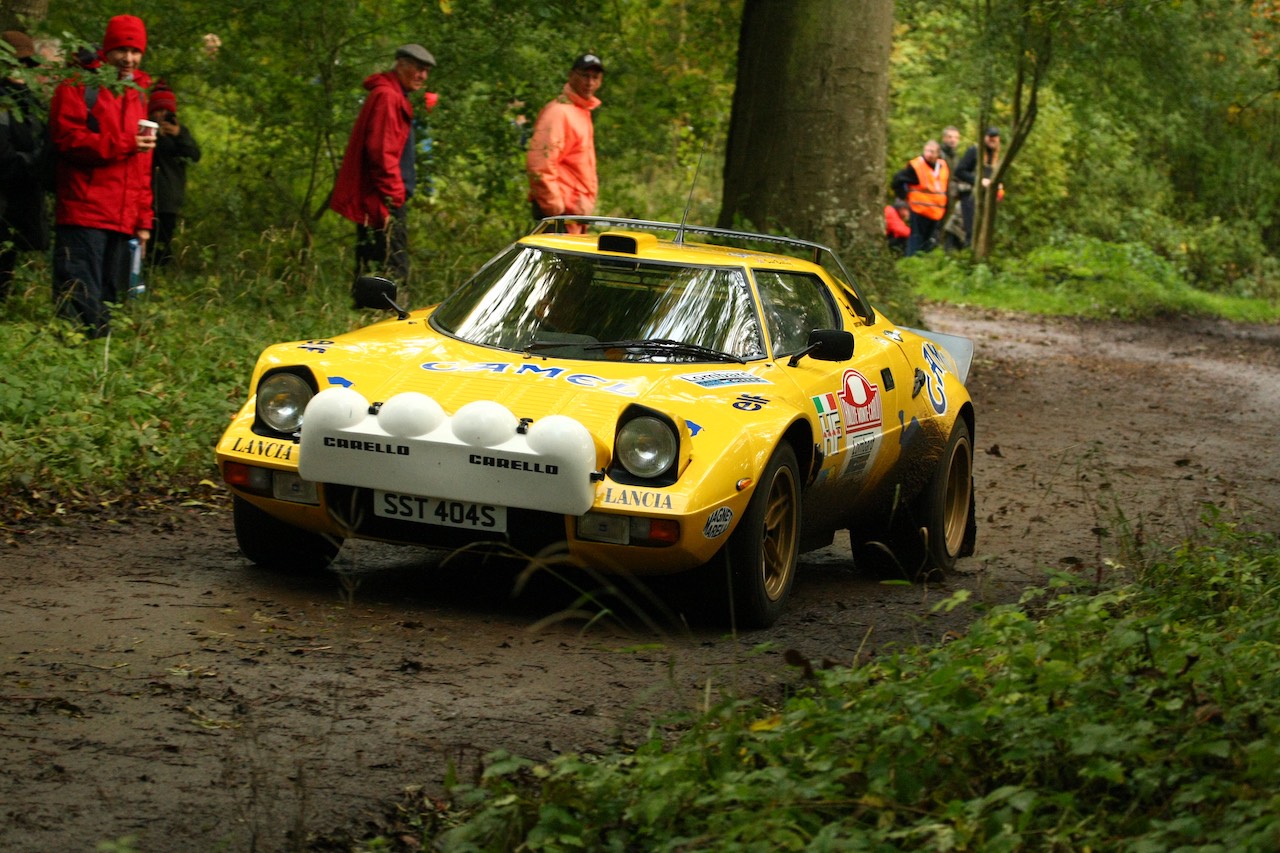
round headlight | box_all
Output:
[616,416,677,478]
[257,373,314,433]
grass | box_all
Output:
[903,238,1280,324]
[356,513,1280,851]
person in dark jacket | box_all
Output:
[330,43,435,292]
[147,84,200,267]
[49,15,155,338]
[0,30,48,304]
[954,127,1003,247]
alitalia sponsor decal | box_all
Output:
[420,361,640,397]
[679,370,772,389]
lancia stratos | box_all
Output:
[215,217,976,627]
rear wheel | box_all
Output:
[718,444,801,629]
[232,496,341,573]
[853,420,974,580]
[913,419,975,576]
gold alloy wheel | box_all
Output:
[942,432,973,557]
[760,463,800,601]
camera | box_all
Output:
[164,111,177,124]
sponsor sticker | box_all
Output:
[732,393,769,411]
[811,392,843,457]
[680,370,771,388]
[419,361,640,397]
[921,342,949,415]
[703,506,734,538]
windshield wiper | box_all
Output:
[579,338,745,363]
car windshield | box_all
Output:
[430,245,766,361]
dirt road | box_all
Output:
[3,304,1279,851]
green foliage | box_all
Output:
[396,518,1280,851]
[0,255,363,514]
[903,237,1280,324]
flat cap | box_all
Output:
[395,44,436,67]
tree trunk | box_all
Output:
[718,0,892,250]
[0,0,49,33]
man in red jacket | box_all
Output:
[331,43,435,293]
[50,14,155,339]
[527,53,603,234]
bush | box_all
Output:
[417,518,1280,851]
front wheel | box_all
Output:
[232,496,341,573]
[718,444,801,629]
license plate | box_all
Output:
[374,491,507,532]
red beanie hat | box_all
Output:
[149,88,177,114]
[103,15,147,54]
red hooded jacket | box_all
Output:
[49,68,154,235]
[330,71,412,229]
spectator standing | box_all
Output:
[526,53,603,232]
[939,125,960,172]
[330,43,435,290]
[884,198,910,256]
[955,127,1003,247]
[939,125,968,251]
[0,30,49,303]
[49,14,155,338]
[147,84,200,267]
[891,139,949,257]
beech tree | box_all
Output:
[718,0,892,252]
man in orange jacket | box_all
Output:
[527,53,603,233]
[890,139,949,257]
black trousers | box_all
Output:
[355,205,409,285]
[52,225,132,338]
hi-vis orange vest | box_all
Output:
[906,156,949,220]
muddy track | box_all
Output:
[3,304,1279,851]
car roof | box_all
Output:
[520,217,875,322]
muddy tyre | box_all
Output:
[232,496,341,573]
[718,444,801,629]
[913,419,975,576]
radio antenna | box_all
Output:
[675,147,706,245]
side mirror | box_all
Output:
[352,276,409,319]
[806,329,855,362]
[352,276,398,310]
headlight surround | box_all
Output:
[256,372,315,434]
[616,415,678,479]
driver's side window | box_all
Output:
[753,270,839,356]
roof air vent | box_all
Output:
[597,232,657,255]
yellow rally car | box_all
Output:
[216,218,976,628]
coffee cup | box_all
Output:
[138,119,159,138]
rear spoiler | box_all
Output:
[903,328,974,385]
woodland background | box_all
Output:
[2,0,1275,308]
